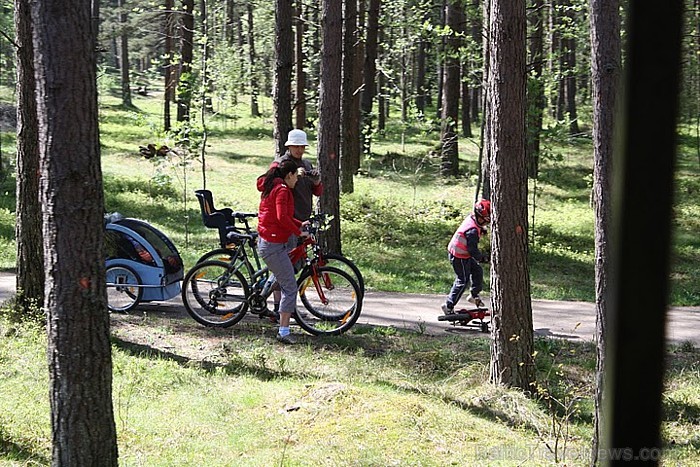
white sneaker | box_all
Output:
[467,295,485,308]
[441,303,454,315]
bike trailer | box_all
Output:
[104,213,183,311]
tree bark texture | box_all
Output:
[526,0,544,178]
[341,0,362,194]
[177,0,194,122]
[163,0,174,131]
[274,0,294,157]
[118,0,132,108]
[247,3,260,117]
[361,0,380,154]
[30,0,118,464]
[479,0,491,201]
[295,2,307,129]
[589,0,620,463]
[15,0,45,314]
[318,0,343,254]
[440,0,462,177]
[486,0,535,391]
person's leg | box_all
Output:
[274,258,298,342]
[445,255,470,311]
[469,260,484,297]
[468,259,485,307]
[259,240,297,341]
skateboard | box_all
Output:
[437,308,490,332]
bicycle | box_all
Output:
[181,226,363,336]
[196,212,365,296]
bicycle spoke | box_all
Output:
[294,266,362,336]
[181,261,249,327]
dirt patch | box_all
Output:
[108,301,281,363]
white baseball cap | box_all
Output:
[285,129,309,146]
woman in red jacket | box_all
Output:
[257,159,309,344]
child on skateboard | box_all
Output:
[441,199,491,314]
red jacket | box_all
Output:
[257,179,302,243]
[256,154,323,221]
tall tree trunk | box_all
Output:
[377,69,386,131]
[318,0,343,254]
[274,0,294,157]
[295,1,307,129]
[415,32,427,116]
[461,62,472,137]
[562,0,580,135]
[487,0,535,391]
[436,0,446,120]
[232,1,246,93]
[479,0,491,200]
[247,3,260,117]
[589,0,620,463]
[361,0,380,155]
[341,0,361,194]
[177,0,195,123]
[14,0,44,315]
[199,0,213,113]
[526,0,544,178]
[118,0,132,108]
[164,0,174,132]
[470,0,482,124]
[31,0,118,463]
[440,0,462,177]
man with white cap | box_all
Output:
[258,129,323,220]
[277,129,323,220]
[256,128,323,321]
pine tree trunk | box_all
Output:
[341,0,361,194]
[118,0,132,108]
[274,0,294,157]
[440,0,462,177]
[14,0,44,315]
[526,0,544,178]
[295,2,307,129]
[177,0,194,122]
[163,0,174,132]
[361,0,380,155]
[31,0,118,463]
[247,4,260,117]
[487,0,535,391]
[318,0,343,254]
[589,0,620,463]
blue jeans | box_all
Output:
[445,253,483,309]
[257,238,297,313]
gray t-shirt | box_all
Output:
[275,151,320,221]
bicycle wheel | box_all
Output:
[321,252,365,295]
[196,247,236,264]
[181,260,249,327]
[294,266,362,336]
[106,265,142,312]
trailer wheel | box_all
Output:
[106,265,143,312]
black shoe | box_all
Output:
[276,333,297,345]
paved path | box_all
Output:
[2,271,699,346]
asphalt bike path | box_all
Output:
[2,271,698,347]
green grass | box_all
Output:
[1,88,699,305]
[1,314,699,466]
[1,87,699,464]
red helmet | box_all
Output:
[474,199,491,223]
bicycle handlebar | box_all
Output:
[232,212,258,220]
